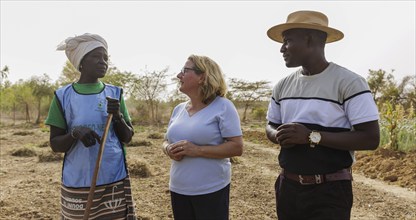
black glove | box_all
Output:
[71,126,101,147]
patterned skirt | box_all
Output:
[60,176,136,220]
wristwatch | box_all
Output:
[309,130,321,148]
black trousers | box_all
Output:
[275,175,353,220]
[170,184,230,220]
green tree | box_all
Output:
[0,85,17,124]
[13,80,36,123]
[131,67,169,124]
[367,69,414,109]
[0,65,9,87]
[29,74,55,124]
[167,79,187,110]
[102,66,136,97]
[367,69,391,101]
[229,78,271,121]
[406,77,416,109]
[57,61,79,86]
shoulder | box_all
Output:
[103,83,121,91]
[55,83,74,98]
[214,96,235,107]
[55,83,73,92]
[329,63,370,88]
[329,63,366,81]
[271,69,301,96]
[172,101,187,113]
[211,97,238,115]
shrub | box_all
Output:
[147,133,163,139]
[128,160,151,178]
[128,140,152,147]
[11,147,37,157]
[38,152,63,162]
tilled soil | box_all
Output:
[0,124,415,219]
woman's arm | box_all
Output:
[112,114,134,144]
[106,97,134,144]
[50,125,102,152]
[49,125,76,153]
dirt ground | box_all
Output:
[0,122,415,220]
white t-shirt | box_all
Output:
[166,96,242,195]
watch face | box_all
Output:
[310,132,321,143]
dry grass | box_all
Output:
[38,151,64,162]
[128,159,152,178]
[37,141,49,148]
[147,133,163,139]
[11,147,37,157]
[12,131,34,136]
[128,140,152,147]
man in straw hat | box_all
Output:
[265,10,380,219]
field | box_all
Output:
[0,121,415,220]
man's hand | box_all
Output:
[276,123,310,148]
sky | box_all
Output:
[1,1,415,89]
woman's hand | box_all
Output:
[165,140,192,161]
[71,126,101,147]
[106,96,121,118]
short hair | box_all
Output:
[188,55,227,104]
[309,29,327,45]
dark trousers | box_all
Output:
[170,184,230,220]
[275,175,353,220]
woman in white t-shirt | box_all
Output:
[163,54,243,220]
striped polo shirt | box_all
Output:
[266,62,379,174]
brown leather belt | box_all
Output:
[282,168,353,185]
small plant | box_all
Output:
[380,102,415,152]
[128,160,151,178]
[13,131,34,136]
[230,157,241,164]
[37,141,49,148]
[252,107,267,121]
[128,140,152,147]
[11,147,37,157]
[38,152,63,162]
[147,133,163,139]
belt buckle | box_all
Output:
[298,175,312,185]
[298,175,322,185]
[315,175,322,184]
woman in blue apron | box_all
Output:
[45,33,136,219]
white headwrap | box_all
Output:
[56,33,108,71]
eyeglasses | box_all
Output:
[180,67,201,74]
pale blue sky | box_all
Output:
[1,1,415,88]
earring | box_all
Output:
[79,65,83,71]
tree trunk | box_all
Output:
[243,103,249,122]
[149,100,155,123]
[13,102,16,125]
[155,103,159,127]
[25,103,31,123]
[35,98,41,124]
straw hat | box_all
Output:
[267,10,344,43]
